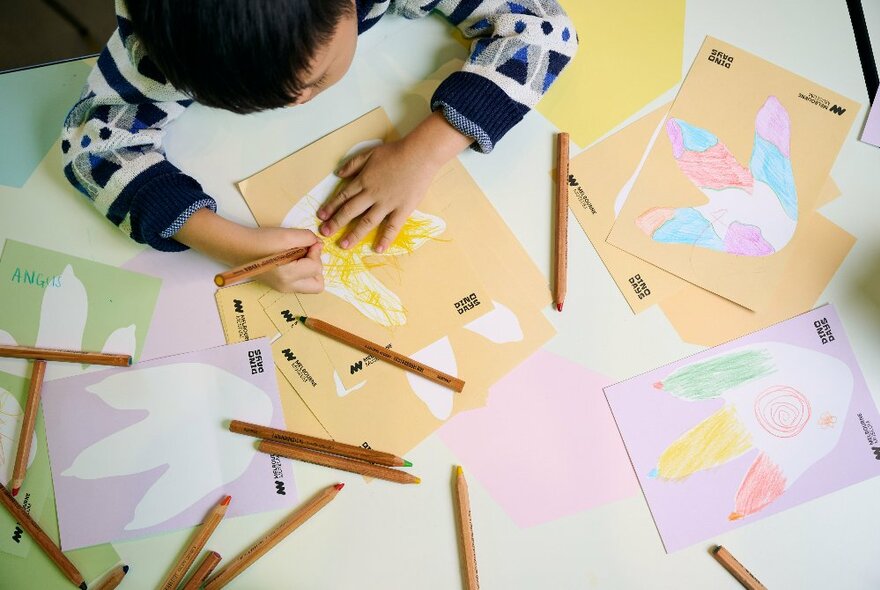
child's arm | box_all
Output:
[319,0,578,251]
[62,3,321,291]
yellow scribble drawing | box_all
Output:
[282,140,446,327]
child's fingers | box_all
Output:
[374,211,409,253]
[291,274,324,294]
[339,206,389,250]
[317,181,362,221]
[320,193,373,240]
[336,149,373,178]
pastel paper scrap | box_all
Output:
[860,99,880,147]
[438,349,638,528]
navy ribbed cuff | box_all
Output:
[431,71,530,153]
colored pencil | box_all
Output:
[455,466,480,590]
[92,564,129,590]
[230,420,412,467]
[214,247,308,287]
[554,131,570,312]
[181,551,222,590]
[11,359,46,496]
[203,483,344,590]
[0,344,131,367]
[158,495,231,590]
[0,482,87,590]
[258,440,420,485]
[711,545,767,590]
[298,316,465,392]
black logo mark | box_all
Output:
[872,447,880,460]
[275,480,286,495]
[233,299,244,313]
[350,360,364,374]
[280,309,296,323]
[11,525,23,543]
[830,104,847,116]
[281,348,295,362]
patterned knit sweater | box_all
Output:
[62,0,577,251]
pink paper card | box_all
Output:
[41,339,297,550]
[439,350,639,528]
[861,99,880,147]
[605,304,880,552]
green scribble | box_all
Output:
[659,348,775,400]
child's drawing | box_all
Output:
[649,342,852,520]
[635,96,798,256]
[282,141,446,327]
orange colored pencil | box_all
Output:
[11,359,46,496]
[92,564,129,590]
[299,316,465,392]
[230,420,412,467]
[214,247,308,287]
[455,466,480,590]
[711,545,767,590]
[258,440,420,485]
[0,482,86,589]
[158,496,231,590]
[554,131,570,312]
[0,344,131,367]
[204,484,344,590]
[181,551,222,590]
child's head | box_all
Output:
[125,0,357,113]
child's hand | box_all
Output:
[251,227,324,293]
[316,111,473,252]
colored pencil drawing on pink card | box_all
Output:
[438,350,638,528]
[605,304,880,552]
[636,97,798,256]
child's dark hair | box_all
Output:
[125,0,354,114]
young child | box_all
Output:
[62,0,577,293]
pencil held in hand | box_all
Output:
[214,247,308,287]
[204,483,344,590]
[455,466,480,590]
[11,359,46,496]
[554,131,570,312]
[298,315,465,392]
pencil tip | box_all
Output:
[556,302,564,312]
[80,583,87,590]
[122,565,130,574]
[221,495,232,506]
[127,356,133,366]
[403,459,412,467]
[298,316,307,323]
[334,483,345,491]
[11,487,19,497]
[214,276,225,287]
[711,545,722,555]
[456,465,463,476]
[415,477,421,484]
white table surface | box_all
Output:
[2,1,880,588]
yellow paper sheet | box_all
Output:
[236,108,554,455]
[536,0,685,147]
[606,37,859,312]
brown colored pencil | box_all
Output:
[214,247,308,287]
[259,440,420,485]
[0,482,86,590]
[203,483,344,590]
[298,316,465,392]
[455,466,480,590]
[92,564,129,590]
[158,495,231,590]
[181,551,222,590]
[554,131,570,312]
[711,545,767,590]
[0,344,131,367]
[230,420,412,467]
[11,360,46,496]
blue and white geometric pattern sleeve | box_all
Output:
[392,0,578,153]
[61,0,216,251]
